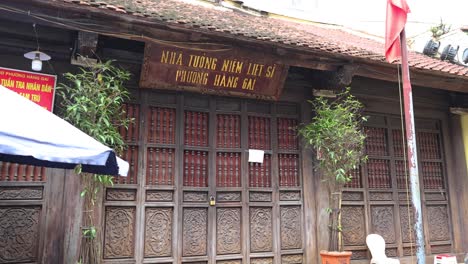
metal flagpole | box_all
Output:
[399,29,426,264]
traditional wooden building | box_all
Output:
[0,1,467,264]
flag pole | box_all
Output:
[399,29,426,264]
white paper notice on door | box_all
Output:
[248,149,264,163]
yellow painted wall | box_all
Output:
[462,115,468,172]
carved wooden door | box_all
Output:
[102,92,305,264]
[179,96,304,264]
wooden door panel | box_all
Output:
[280,206,302,250]
[0,206,41,263]
[144,207,173,258]
[216,207,242,255]
[182,208,208,257]
[103,206,136,259]
[249,207,273,253]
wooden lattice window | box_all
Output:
[183,150,208,187]
[217,114,240,148]
[185,111,209,147]
[147,107,176,144]
[146,148,175,186]
[115,145,139,184]
[248,116,271,150]
[216,152,241,187]
[249,154,271,188]
[0,162,46,181]
[277,118,298,151]
[115,103,140,184]
[278,154,300,187]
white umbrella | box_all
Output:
[0,85,129,176]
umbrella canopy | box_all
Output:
[0,85,129,176]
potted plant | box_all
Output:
[299,88,367,264]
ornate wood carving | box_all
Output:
[431,244,452,254]
[369,192,393,201]
[183,150,209,187]
[279,154,299,187]
[0,187,42,200]
[145,207,173,257]
[146,190,173,202]
[279,191,301,201]
[342,191,363,201]
[248,116,271,150]
[250,207,273,252]
[104,207,135,259]
[216,152,241,187]
[217,192,241,202]
[399,206,415,243]
[281,254,303,264]
[217,114,241,148]
[350,250,368,260]
[427,205,450,241]
[342,206,365,246]
[183,191,208,202]
[371,206,395,243]
[183,208,207,257]
[249,192,272,202]
[217,260,241,264]
[385,248,397,257]
[251,257,273,264]
[403,247,414,256]
[106,189,136,201]
[216,208,241,255]
[146,147,175,186]
[424,192,446,201]
[249,154,272,188]
[0,207,40,263]
[280,206,302,250]
[398,192,412,201]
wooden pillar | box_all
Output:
[41,168,66,264]
[448,114,468,251]
[301,99,320,263]
[62,170,84,264]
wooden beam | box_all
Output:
[355,62,468,93]
[2,0,467,92]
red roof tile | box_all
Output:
[50,0,468,78]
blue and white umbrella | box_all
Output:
[0,85,128,176]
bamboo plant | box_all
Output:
[299,88,367,252]
[57,59,133,264]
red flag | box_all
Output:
[385,0,410,63]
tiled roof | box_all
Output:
[58,0,468,78]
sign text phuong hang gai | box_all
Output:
[139,43,289,100]
[0,67,57,111]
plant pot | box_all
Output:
[320,250,352,264]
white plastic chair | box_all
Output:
[366,234,400,264]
